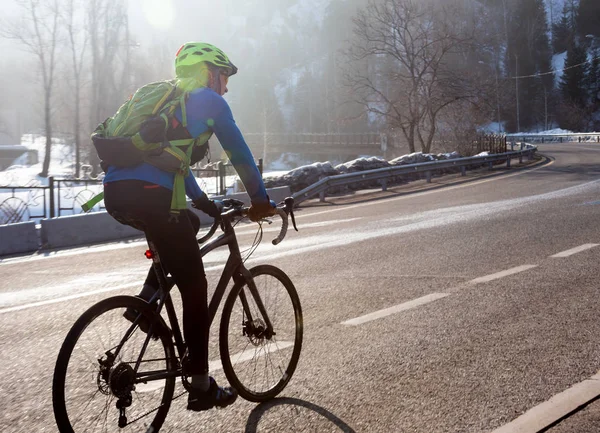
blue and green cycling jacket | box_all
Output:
[103,87,268,204]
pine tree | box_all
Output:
[560,40,589,106]
[505,0,553,130]
[552,6,572,53]
[588,51,600,103]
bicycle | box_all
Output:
[52,197,303,433]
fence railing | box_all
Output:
[291,144,537,205]
[0,159,263,225]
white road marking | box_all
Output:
[0,282,139,314]
[0,218,360,266]
[341,293,450,326]
[468,265,538,284]
[550,243,599,258]
[0,159,554,267]
[492,370,600,433]
[0,262,230,313]
[208,340,294,372]
[136,341,295,394]
[4,177,599,312]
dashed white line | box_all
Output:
[468,265,538,285]
[492,370,600,433]
[551,243,599,258]
[341,293,450,326]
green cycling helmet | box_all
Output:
[175,42,238,78]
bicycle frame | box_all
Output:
[121,214,274,385]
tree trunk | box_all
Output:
[75,85,81,178]
[40,88,52,177]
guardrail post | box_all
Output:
[506,157,511,168]
[488,161,493,170]
[319,176,326,202]
[560,137,563,143]
[461,166,466,176]
[426,171,432,183]
[519,153,523,164]
[213,169,218,195]
[218,162,226,195]
[48,176,55,218]
[380,178,387,191]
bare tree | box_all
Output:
[63,0,87,178]
[1,0,61,177]
[343,0,475,153]
[86,0,128,174]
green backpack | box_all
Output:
[84,80,212,214]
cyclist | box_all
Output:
[102,42,276,411]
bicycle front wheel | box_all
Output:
[52,295,177,433]
[220,265,303,402]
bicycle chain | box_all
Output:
[125,390,187,426]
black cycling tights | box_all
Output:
[104,180,208,374]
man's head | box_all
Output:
[175,42,237,95]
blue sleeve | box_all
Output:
[179,89,268,204]
[211,104,268,203]
[184,172,203,201]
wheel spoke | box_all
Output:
[221,266,302,401]
[54,297,176,432]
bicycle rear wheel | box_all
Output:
[52,295,177,433]
[220,265,303,402]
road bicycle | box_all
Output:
[52,198,303,432]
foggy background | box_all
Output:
[0,0,598,173]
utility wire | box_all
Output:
[507,54,600,80]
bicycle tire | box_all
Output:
[52,295,176,433]
[219,265,303,402]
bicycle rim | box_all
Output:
[220,265,303,402]
[52,296,176,433]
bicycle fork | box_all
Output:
[238,268,275,341]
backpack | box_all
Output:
[83,80,212,214]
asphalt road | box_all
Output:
[1,143,600,433]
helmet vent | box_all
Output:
[202,47,213,52]
[192,51,205,56]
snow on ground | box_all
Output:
[507,128,574,135]
[1,128,596,224]
[0,135,239,224]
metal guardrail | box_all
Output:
[506,133,600,143]
[292,144,537,205]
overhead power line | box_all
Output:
[507,54,600,80]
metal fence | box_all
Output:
[0,160,263,225]
[506,133,600,143]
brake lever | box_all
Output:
[284,197,298,232]
[290,208,298,232]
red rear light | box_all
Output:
[145,250,154,259]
